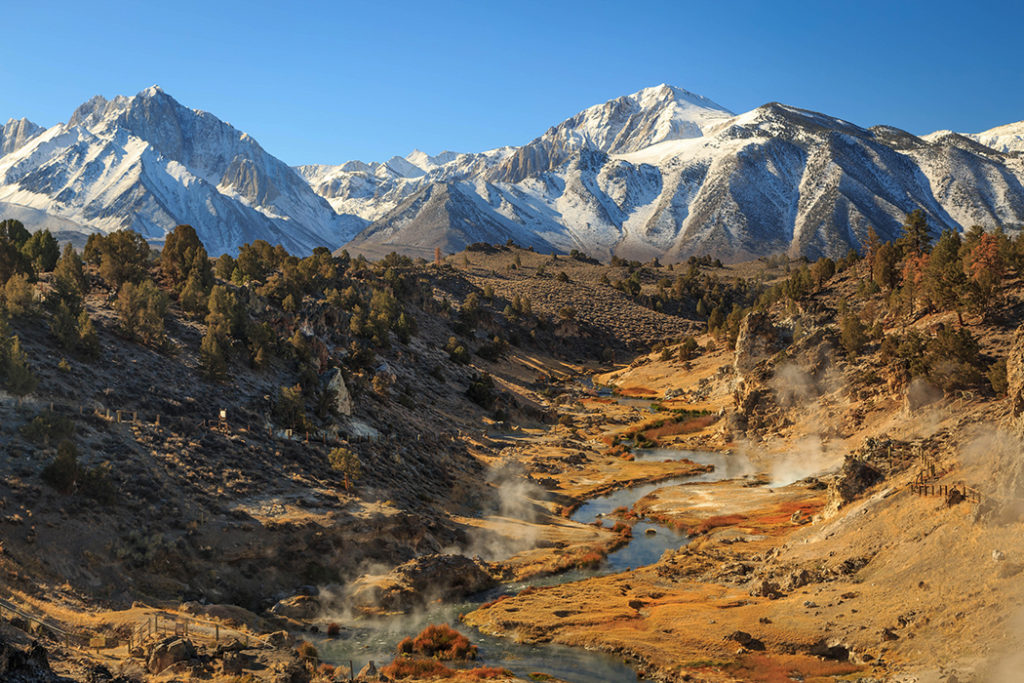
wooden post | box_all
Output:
[350,660,355,682]
[215,624,219,641]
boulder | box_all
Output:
[266,631,295,648]
[748,578,783,599]
[726,630,765,651]
[269,595,321,621]
[357,660,378,680]
[146,637,196,674]
[0,637,75,683]
[323,368,353,417]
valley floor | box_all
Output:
[3,330,1023,683]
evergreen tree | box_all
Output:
[199,326,228,381]
[178,273,208,316]
[98,230,151,289]
[1,328,38,395]
[116,280,168,346]
[923,230,967,321]
[2,273,34,316]
[899,209,932,256]
[0,219,30,247]
[21,229,59,272]
[50,299,80,351]
[160,224,212,291]
[965,231,1006,316]
[53,243,86,295]
[76,311,100,359]
[872,241,899,290]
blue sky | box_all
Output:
[1,0,1021,165]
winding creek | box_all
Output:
[314,447,751,681]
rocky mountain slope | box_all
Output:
[3,85,1024,261]
[319,86,1024,262]
[0,87,365,256]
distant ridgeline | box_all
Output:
[2,85,1023,262]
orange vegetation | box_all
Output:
[397,624,478,660]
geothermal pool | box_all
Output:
[315,449,747,682]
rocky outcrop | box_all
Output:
[348,554,496,613]
[146,636,196,674]
[734,313,783,377]
[823,457,883,518]
[268,595,321,621]
[1007,325,1024,434]
[0,638,73,683]
[323,368,353,416]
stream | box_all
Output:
[314,449,745,681]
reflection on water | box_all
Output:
[315,449,751,682]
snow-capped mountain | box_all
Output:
[334,88,1024,261]
[926,121,1024,154]
[2,84,1023,261]
[0,86,365,255]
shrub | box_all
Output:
[0,326,38,395]
[295,641,318,661]
[839,315,868,356]
[445,336,469,364]
[2,272,34,316]
[466,373,496,408]
[116,280,168,346]
[327,447,360,489]
[989,358,1008,395]
[274,384,308,431]
[401,624,478,660]
[20,411,74,444]
[381,657,453,680]
[40,440,116,502]
[40,440,80,494]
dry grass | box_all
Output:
[726,653,861,682]
[382,657,454,679]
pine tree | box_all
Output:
[116,280,167,346]
[2,333,38,395]
[2,273,34,317]
[54,243,86,295]
[899,210,932,256]
[923,230,967,321]
[51,299,80,351]
[21,229,60,272]
[178,273,208,316]
[199,327,228,381]
[872,241,899,291]
[965,231,1006,317]
[76,311,100,359]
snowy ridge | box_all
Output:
[2,84,1024,261]
[0,86,365,255]
[343,96,1024,262]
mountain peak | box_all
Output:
[632,83,732,115]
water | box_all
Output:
[314,449,748,682]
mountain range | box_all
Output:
[2,85,1022,261]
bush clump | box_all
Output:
[397,624,478,660]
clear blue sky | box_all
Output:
[1,0,1021,165]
